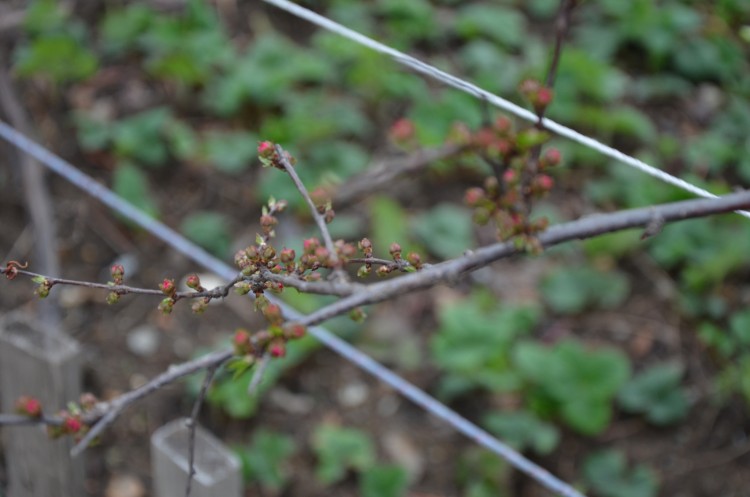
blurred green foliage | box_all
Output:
[12,0,750,490]
[235,429,297,491]
[582,449,659,497]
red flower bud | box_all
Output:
[15,396,42,417]
[269,339,286,358]
[63,416,82,434]
[280,248,296,264]
[233,328,251,354]
[285,323,307,339]
[258,141,275,158]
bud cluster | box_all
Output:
[258,141,296,170]
[465,80,562,249]
[232,320,308,361]
[46,392,99,441]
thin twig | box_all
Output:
[259,270,362,296]
[274,144,346,279]
[333,144,465,208]
[247,353,270,396]
[3,269,243,302]
[0,414,62,426]
[185,364,221,497]
[70,349,233,456]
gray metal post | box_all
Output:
[151,418,242,497]
[0,312,84,497]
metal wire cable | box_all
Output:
[0,120,585,497]
[263,0,750,220]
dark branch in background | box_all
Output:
[0,62,61,330]
[332,144,465,208]
[522,0,577,214]
[185,364,221,497]
[545,0,578,89]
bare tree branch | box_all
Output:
[185,364,221,497]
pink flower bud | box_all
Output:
[542,148,561,167]
[258,141,275,158]
[464,187,485,207]
[389,243,402,260]
[15,396,42,417]
[63,416,82,434]
[186,274,202,290]
[110,264,125,284]
[303,238,320,254]
[389,118,415,145]
[263,303,283,325]
[269,339,286,358]
[160,278,176,296]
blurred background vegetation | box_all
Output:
[4,0,750,496]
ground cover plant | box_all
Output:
[2,1,750,496]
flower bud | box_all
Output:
[106,291,120,305]
[160,278,176,296]
[233,328,252,355]
[35,280,51,298]
[406,252,422,270]
[376,265,392,277]
[186,274,202,290]
[269,338,286,358]
[464,187,485,207]
[263,303,283,325]
[235,281,252,295]
[357,265,371,278]
[349,307,367,323]
[303,238,320,254]
[324,208,335,224]
[79,393,98,411]
[358,238,373,257]
[541,148,561,167]
[110,264,124,285]
[389,243,402,260]
[15,396,42,417]
[285,323,307,339]
[191,299,208,315]
[158,297,175,315]
[63,416,82,434]
[389,118,415,146]
[280,248,296,264]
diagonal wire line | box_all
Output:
[263,0,750,220]
[0,121,585,497]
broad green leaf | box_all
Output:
[180,211,231,258]
[311,425,376,485]
[360,465,409,497]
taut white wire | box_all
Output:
[0,120,585,497]
[263,0,750,220]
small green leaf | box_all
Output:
[311,424,376,485]
[360,465,409,497]
[617,362,689,425]
[199,130,258,174]
[483,411,560,454]
[236,429,297,490]
[412,204,474,260]
[583,450,658,497]
[180,211,231,258]
[112,162,159,219]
